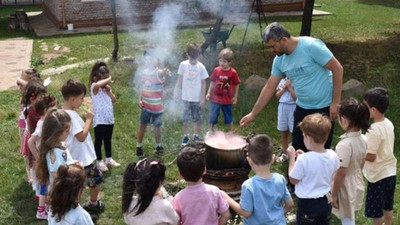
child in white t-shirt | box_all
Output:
[362,87,397,225]
[287,113,339,225]
[61,79,105,213]
[174,43,209,146]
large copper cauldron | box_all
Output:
[204,132,248,170]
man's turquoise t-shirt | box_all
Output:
[271,36,333,109]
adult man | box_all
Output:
[240,22,343,151]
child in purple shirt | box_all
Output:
[172,146,231,225]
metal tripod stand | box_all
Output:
[239,0,268,56]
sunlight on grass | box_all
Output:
[0,1,399,224]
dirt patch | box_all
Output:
[42,46,70,64]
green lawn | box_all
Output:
[0,0,399,224]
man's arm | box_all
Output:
[325,56,343,120]
[240,75,283,126]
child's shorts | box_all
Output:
[277,103,296,132]
[84,164,104,187]
[183,101,202,123]
[209,102,232,125]
[38,184,48,196]
[140,110,162,128]
[365,175,396,218]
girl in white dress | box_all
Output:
[331,98,370,225]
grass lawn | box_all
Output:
[0,0,399,224]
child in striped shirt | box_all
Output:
[136,49,169,157]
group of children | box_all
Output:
[124,87,396,225]
[137,43,240,156]
[15,44,396,225]
[17,63,119,223]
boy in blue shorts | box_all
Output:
[363,87,397,225]
[222,134,293,224]
[206,48,240,133]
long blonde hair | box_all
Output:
[35,109,71,185]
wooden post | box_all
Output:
[300,0,315,36]
[109,0,119,62]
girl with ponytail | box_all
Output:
[122,158,179,225]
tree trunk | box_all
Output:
[300,0,315,36]
[109,0,119,62]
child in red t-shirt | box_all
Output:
[206,48,240,133]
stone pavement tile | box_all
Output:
[0,38,33,91]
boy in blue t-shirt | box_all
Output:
[222,134,293,225]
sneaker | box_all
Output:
[36,210,48,220]
[155,146,164,155]
[287,213,296,224]
[181,135,189,146]
[136,146,144,157]
[106,158,120,167]
[83,200,105,213]
[193,134,200,142]
[97,160,109,172]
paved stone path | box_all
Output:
[0,38,33,91]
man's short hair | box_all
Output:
[177,146,205,182]
[187,43,201,60]
[262,22,291,42]
[247,134,273,165]
[363,87,389,114]
[61,79,86,100]
[298,113,331,145]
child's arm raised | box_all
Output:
[286,79,296,100]
[287,146,300,185]
[92,76,112,95]
[75,111,94,142]
[104,85,117,103]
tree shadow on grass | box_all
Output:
[357,0,400,9]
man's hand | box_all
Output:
[330,102,339,120]
[240,112,255,127]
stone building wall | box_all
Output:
[42,0,303,29]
